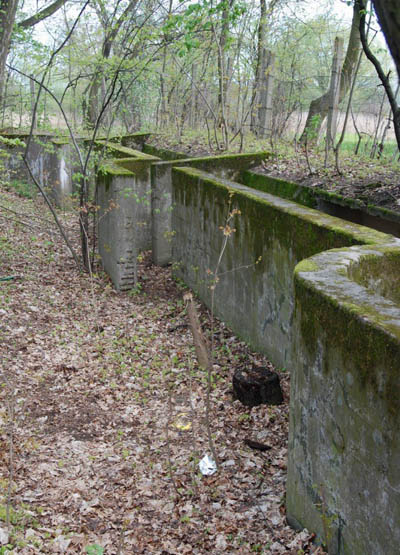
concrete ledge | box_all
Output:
[94,141,159,161]
[109,132,152,150]
[171,166,388,366]
[242,169,400,237]
[142,143,189,160]
[151,152,270,266]
[288,241,400,554]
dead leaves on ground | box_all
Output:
[0,188,321,554]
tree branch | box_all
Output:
[357,0,400,151]
[17,0,70,29]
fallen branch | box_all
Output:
[183,292,218,468]
[184,292,209,371]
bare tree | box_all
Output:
[300,2,362,142]
[0,0,70,107]
[85,0,141,129]
[357,0,400,152]
[371,0,400,79]
[250,0,278,137]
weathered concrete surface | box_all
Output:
[95,141,158,162]
[97,153,160,290]
[0,134,79,208]
[171,166,388,368]
[287,243,400,554]
[46,139,79,208]
[242,169,400,238]
[142,143,188,160]
[97,164,142,290]
[1,134,51,185]
[171,165,400,554]
[151,152,270,266]
[120,132,151,151]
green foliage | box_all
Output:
[305,115,322,142]
[0,136,26,148]
[85,545,104,555]
[5,179,36,199]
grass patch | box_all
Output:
[4,179,37,199]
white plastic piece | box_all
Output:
[199,454,217,476]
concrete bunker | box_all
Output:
[3,130,399,554]
[95,141,400,553]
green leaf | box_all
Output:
[85,545,104,555]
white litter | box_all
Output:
[199,454,217,476]
[0,527,9,545]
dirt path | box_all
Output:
[0,189,316,554]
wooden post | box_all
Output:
[326,37,344,155]
[258,49,275,138]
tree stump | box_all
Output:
[233,365,283,407]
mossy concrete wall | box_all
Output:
[142,143,189,160]
[171,166,387,367]
[242,169,400,238]
[171,166,400,554]
[288,243,400,554]
[151,152,270,266]
[97,159,157,290]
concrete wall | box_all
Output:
[95,145,270,287]
[97,152,160,290]
[0,134,78,208]
[150,152,270,266]
[288,244,400,554]
[171,166,388,367]
[170,166,400,554]
[242,169,400,238]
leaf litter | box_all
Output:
[0,188,322,553]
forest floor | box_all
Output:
[147,133,400,213]
[0,188,324,554]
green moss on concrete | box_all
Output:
[349,249,400,304]
[242,170,372,213]
[99,161,135,177]
[116,132,151,141]
[143,143,188,160]
[173,167,388,263]
[294,272,400,417]
[366,204,400,222]
[95,141,158,160]
[242,171,317,208]
[296,260,320,272]
[51,137,70,146]
[191,150,270,165]
[172,165,399,368]
[115,158,159,183]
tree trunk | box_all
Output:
[85,0,139,129]
[0,0,19,108]
[250,0,280,136]
[86,75,101,129]
[326,37,344,153]
[29,74,37,130]
[371,0,400,80]
[300,2,361,142]
[251,0,267,134]
[216,0,233,148]
[257,49,275,138]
